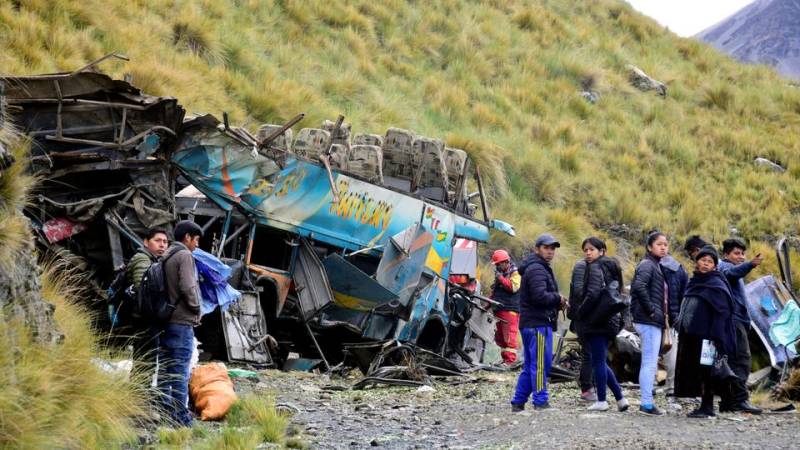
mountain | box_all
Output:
[698,0,800,79]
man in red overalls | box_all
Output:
[490,249,521,366]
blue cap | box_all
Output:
[534,233,560,248]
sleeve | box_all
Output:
[126,253,150,289]
[525,265,562,308]
[719,261,754,280]
[583,263,605,305]
[177,251,201,314]
[631,261,655,316]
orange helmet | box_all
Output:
[491,249,510,265]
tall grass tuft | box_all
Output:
[0,257,147,449]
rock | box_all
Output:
[370,438,380,446]
[580,91,599,104]
[627,65,667,97]
[754,157,786,173]
[416,385,436,396]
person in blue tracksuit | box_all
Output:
[511,233,567,412]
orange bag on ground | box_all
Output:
[189,363,238,420]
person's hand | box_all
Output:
[559,295,568,310]
[752,253,763,267]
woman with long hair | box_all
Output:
[570,237,629,412]
[630,232,669,416]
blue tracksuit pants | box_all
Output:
[512,327,553,406]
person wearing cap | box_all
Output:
[511,233,567,411]
[674,245,738,418]
[159,220,203,427]
[490,249,521,366]
[717,238,763,414]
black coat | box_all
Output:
[630,254,667,328]
[518,253,561,330]
[570,256,624,338]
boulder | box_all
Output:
[627,65,666,97]
[754,157,786,173]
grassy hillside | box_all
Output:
[3,0,800,282]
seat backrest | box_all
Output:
[293,128,330,161]
[321,120,351,149]
[348,144,384,184]
[353,133,383,147]
[445,147,468,194]
[413,137,448,201]
[328,143,349,170]
[256,124,293,153]
[382,128,417,182]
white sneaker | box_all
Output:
[617,398,630,412]
[588,401,609,411]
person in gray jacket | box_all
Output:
[159,220,203,427]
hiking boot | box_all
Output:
[638,405,665,416]
[728,402,762,415]
[580,389,597,402]
[687,407,716,418]
[511,403,525,413]
[617,398,630,412]
[588,401,609,411]
[534,402,551,410]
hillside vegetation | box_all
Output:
[3,0,800,282]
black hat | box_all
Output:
[695,245,719,265]
[174,220,203,242]
[534,233,561,248]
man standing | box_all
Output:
[683,235,708,261]
[160,220,203,427]
[127,228,169,289]
[511,233,567,411]
[718,238,763,414]
[490,249,521,366]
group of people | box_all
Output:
[120,220,205,427]
[490,232,764,418]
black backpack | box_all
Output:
[135,250,179,326]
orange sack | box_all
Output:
[189,363,238,421]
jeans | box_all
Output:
[634,322,662,407]
[662,328,679,395]
[512,327,553,406]
[586,334,623,402]
[158,323,194,426]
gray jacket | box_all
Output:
[163,242,201,326]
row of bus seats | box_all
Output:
[256,121,469,208]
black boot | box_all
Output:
[728,401,762,415]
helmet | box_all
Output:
[491,249,510,265]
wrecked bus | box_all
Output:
[2,67,515,370]
[172,114,516,368]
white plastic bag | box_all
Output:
[700,339,716,366]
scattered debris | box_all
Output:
[227,368,260,379]
[580,91,599,104]
[754,157,786,173]
[91,358,133,381]
[627,65,667,97]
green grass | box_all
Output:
[3,1,800,283]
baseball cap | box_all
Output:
[534,233,560,248]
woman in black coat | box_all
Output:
[570,237,629,412]
[675,245,738,418]
[630,231,669,416]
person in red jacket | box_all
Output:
[491,249,521,366]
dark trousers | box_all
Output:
[587,334,623,402]
[723,322,752,405]
[578,336,593,392]
[158,323,194,426]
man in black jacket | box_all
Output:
[511,233,567,411]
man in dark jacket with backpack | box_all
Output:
[511,233,567,411]
[159,220,203,427]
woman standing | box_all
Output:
[572,237,630,412]
[675,245,738,418]
[630,232,669,416]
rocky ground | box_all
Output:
[232,365,798,450]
